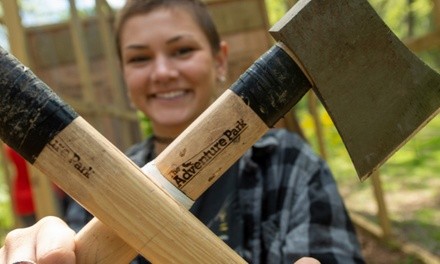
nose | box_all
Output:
[150,55,178,83]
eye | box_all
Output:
[173,47,195,58]
[127,55,151,64]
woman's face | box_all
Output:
[120,8,227,137]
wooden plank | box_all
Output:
[1,0,31,66]
[405,30,440,53]
[27,20,104,68]
[68,0,103,133]
[370,171,392,240]
[308,91,327,159]
[209,0,266,35]
[282,108,307,140]
[30,167,61,219]
[68,0,95,103]
[67,100,138,121]
[257,0,271,32]
[223,29,272,83]
[96,0,133,148]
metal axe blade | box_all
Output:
[270,0,440,180]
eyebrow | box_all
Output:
[166,34,194,45]
[124,34,195,51]
[124,44,149,51]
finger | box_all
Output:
[35,216,76,264]
[2,226,37,263]
[294,257,321,264]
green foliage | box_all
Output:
[265,0,289,25]
[370,0,433,38]
[370,0,440,71]
[0,167,13,244]
[137,111,153,138]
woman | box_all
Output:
[0,1,364,263]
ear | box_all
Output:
[214,41,229,81]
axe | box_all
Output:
[1,0,439,263]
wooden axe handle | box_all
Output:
[0,44,311,263]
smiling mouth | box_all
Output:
[152,90,189,100]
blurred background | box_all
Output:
[0,0,439,263]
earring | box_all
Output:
[218,75,226,83]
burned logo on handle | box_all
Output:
[48,138,95,179]
[170,119,247,188]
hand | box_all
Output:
[0,216,76,264]
[294,257,321,264]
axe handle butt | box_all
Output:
[0,47,78,163]
[75,218,137,263]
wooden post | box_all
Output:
[283,108,307,140]
[0,0,31,66]
[68,0,94,102]
[30,167,61,219]
[68,0,102,132]
[95,0,133,148]
[371,170,392,240]
[307,91,327,160]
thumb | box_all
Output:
[294,257,321,264]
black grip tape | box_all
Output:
[230,45,311,127]
[0,47,78,163]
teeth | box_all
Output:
[155,90,186,99]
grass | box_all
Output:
[296,95,440,257]
[0,163,14,244]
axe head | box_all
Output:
[270,0,440,180]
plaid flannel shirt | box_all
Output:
[66,129,365,264]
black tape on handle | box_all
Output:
[0,46,78,164]
[230,45,311,127]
